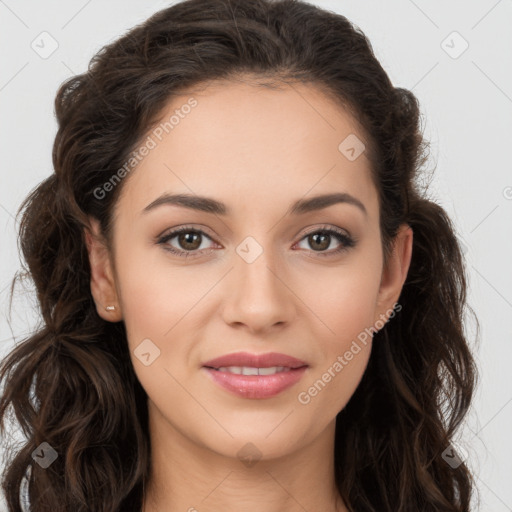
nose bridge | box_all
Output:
[222,234,294,332]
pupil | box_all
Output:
[180,232,200,250]
[311,233,329,251]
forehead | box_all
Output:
[114,79,377,222]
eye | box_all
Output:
[157,226,217,258]
[294,226,356,257]
[156,224,356,259]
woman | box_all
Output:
[0,0,478,510]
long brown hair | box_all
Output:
[0,0,479,510]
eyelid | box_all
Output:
[156,223,356,258]
[156,225,219,258]
[156,223,217,240]
[157,223,352,243]
[293,224,356,257]
[297,223,351,239]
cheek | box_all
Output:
[114,247,216,402]
[306,258,382,344]
[297,341,371,426]
[297,259,381,412]
[297,277,378,417]
[115,243,204,344]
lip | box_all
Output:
[201,351,309,399]
[202,351,308,369]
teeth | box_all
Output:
[258,366,283,375]
[216,366,288,375]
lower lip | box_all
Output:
[202,366,308,399]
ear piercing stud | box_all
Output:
[105,305,116,311]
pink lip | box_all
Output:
[202,367,307,399]
[201,351,309,399]
[202,351,308,369]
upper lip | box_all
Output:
[202,351,308,369]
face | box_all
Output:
[86,78,412,462]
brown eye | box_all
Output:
[295,227,356,257]
[157,227,217,258]
[177,231,202,251]
[308,232,331,251]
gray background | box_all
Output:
[1,0,511,510]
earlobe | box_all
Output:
[375,223,413,323]
[84,218,122,322]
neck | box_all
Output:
[142,403,348,512]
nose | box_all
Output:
[221,241,296,335]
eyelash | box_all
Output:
[156,224,356,259]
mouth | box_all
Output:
[201,352,309,399]
[202,351,308,370]
[205,366,298,375]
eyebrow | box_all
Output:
[142,192,367,217]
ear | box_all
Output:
[374,223,413,324]
[84,217,122,322]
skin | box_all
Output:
[85,77,413,512]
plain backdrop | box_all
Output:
[1,1,511,510]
